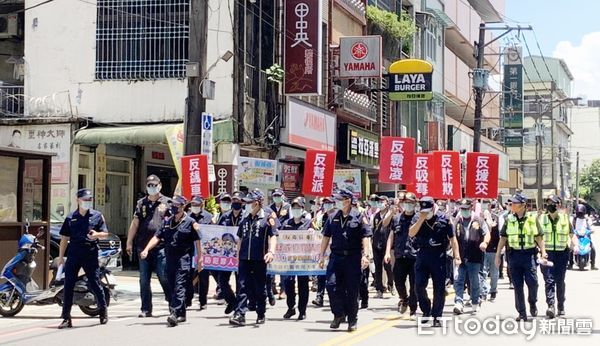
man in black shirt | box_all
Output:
[372,195,394,298]
[480,199,500,302]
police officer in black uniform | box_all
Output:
[384,192,418,317]
[372,195,394,298]
[312,196,335,307]
[318,189,372,332]
[229,189,279,326]
[409,196,460,327]
[57,189,110,329]
[189,195,215,310]
[126,174,171,318]
[141,195,203,327]
[269,188,289,303]
[217,191,245,315]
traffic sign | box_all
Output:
[201,112,213,163]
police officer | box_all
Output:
[140,195,203,327]
[453,199,490,315]
[126,174,171,318]
[318,189,371,332]
[312,196,335,307]
[384,192,418,317]
[355,198,371,310]
[57,189,109,329]
[269,188,289,303]
[282,197,312,321]
[495,193,547,321]
[409,196,460,327]
[229,189,279,326]
[217,192,245,315]
[189,195,215,310]
[540,195,576,318]
[372,196,394,298]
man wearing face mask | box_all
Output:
[366,194,380,223]
[539,195,576,318]
[189,195,215,310]
[384,192,418,317]
[452,199,490,315]
[318,189,372,332]
[495,193,546,322]
[140,196,203,327]
[354,198,371,310]
[312,196,335,307]
[126,174,171,318]
[409,196,461,327]
[268,188,289,303]
[57,189,110,329]
[371,196,394,298]
[217,192,244,314]
[281,198,312,320]
[229,189,279,326]
[480,198,501,302]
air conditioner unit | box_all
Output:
[0,14,19,39]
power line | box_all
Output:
[531,28,561,91]
[6,0,55,14]
[520,33,551,92]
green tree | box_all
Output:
[578,159,600,209]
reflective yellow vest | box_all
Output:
[506,212,538,250]
[539,212,570,251]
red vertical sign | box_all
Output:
[465,153,499,199]
[302,149,335,197]
[181,155,210,200]
[406,154,434,198]
[379,137,415,184]
[284,0,322,95]
[431,151,462,200]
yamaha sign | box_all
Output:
[339,36,382,78]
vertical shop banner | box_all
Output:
[198,225,239,272]
[379,137,415,184]
[282,163,301,193]
[284,0,322,95]
[95,144,107,209]
[465,153,499,199]
[268,229,328,275]
[432,151,462,200]
[181,155,210,199]
[301,149,335,197]
[333,169,362,198]
[406,154,433,198]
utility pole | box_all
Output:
[575,151,580,205]
[558,146,565,198]
[536,102,545,209]
[473,23,486,153]
[184,0,209,155]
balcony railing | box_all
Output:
[0,85,24,116]
[341,88,377,121]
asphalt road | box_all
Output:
[1,230,599,346]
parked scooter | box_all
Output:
[0,221,119,317]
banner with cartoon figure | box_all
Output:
[268,229,329,276]
[198,225,239,272]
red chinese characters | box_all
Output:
[379,137,415,184]
[432,151,462,200]
[465,153,499,199]
[302,149,335,197]
[181,154,210,199]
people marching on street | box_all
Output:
[188,195,215,310]
[480,199,501,302]
[371,196,394,299]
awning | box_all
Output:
[74,124,173,146]
[423,8,456,28]
[74,119,234,146]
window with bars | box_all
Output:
[95,0,190,80]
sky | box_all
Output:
[505,0,600,99]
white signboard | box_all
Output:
[239,157,279,188]
[339,36,382,78]
[201,112,213,163]
[283,98,336,151]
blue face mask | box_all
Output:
[460,209,471,218]
[273,197,283,204]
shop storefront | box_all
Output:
[337,123,380,198]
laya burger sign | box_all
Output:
[339,36,382,78]
[387,59,433,101]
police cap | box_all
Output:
[419,196,435,212]
[76,188,93,200]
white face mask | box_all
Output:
[426,211,434,220]
[323,203,334,211]
[460,209,471,218]
[403,203,415,213]
[191,206,202,215]
[310,205,318,212]
[245,203,255,214]
[290,208,303,219]
[335,201,345,210]
[80,201,93,211]
[220,203,231,212]
[273,196,283,204]
[147,185,161,196]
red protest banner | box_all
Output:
[465,152,499,199]
[406,154,434,198]
[431,151,462,200]
[181,154,210,200]
[379,137,415,184]
[302,149,335,197]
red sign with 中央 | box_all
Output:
[431,151,462,200]
[181,154,210,200]
[301,149,335,197]
[379,137,415,184]
[465,152,499,199]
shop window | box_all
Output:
[23,160,44,222]
[0,156,18,222]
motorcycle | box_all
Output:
[574,226,592,271]
[0,222,120,317]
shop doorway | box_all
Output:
[104,157,133,238]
